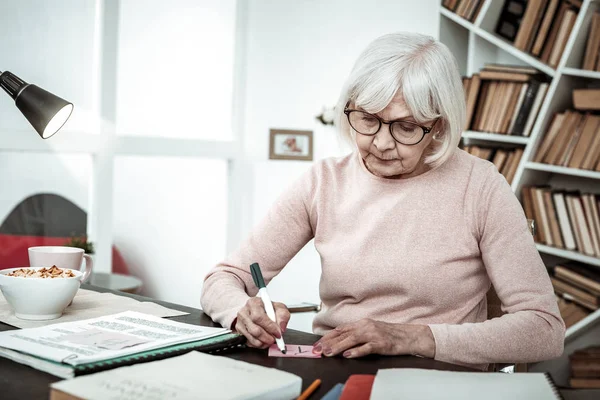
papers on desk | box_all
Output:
[0,311,231,378]
[0,288,189,329]
[370,369,561,400]
[50,351,302,400]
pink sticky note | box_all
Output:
[268,344,322,358]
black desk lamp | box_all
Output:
[0,71,73,139]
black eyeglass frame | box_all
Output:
[343,107,438,146]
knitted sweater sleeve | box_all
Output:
[428,164,565,366]
[200,167,316,329]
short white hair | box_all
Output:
[335,32,465,168]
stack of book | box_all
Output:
[521,188,600,256]
[582,11,600,71]
[534,111,600,170]
[569,346,600,388]
[496,0,581,68]
[463,145,523,184]
[462,64,549,136]
[441,0,485,22]
[550,262,600,314]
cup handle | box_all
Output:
[81,254,94,283]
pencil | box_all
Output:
[297,379,321,400]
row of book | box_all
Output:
[569,346,600,389]
[441,0,484,22]
[534,111,600,170]
[522,188,600,257]
[462,64,549,135]
[551,261,600,312]
[463,145,523,184]
[583,12,600,71]
[496,0,581,68]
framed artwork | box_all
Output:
[269,129,313,161]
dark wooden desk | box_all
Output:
[0,285,476,400]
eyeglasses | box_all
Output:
[344,107,437,146]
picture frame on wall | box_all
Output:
[269,129,313,161]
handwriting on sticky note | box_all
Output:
[268,344,321,358]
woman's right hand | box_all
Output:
[234,297,290,348]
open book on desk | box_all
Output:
[370,369,562,400]
[50,351,302,400]
[0,311,245,378]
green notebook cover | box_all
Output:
[73,332,246,376]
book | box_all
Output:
[559,113,587,166]
[568,114,600,169]
[557,297,590,328]
[582,194,600,256]
[554,262,600,295]
[534,112,565,163]
[532,0,561,56]
[544,111,581,165]
[535,187,554,246]
[572,195,596,256]
[339,374,375,400]
[483,64,539,74]
[465,74,481,129]
[544,189,564,248]
[511,80,541,136]
[521,83,549,137]
[514,0,547,52]
[541,1,572,63]
[565,193,585,253]
[549,8,577,68]
[573,89,600,111]
[49,351,302,400]
[507,84,530,133]
[553,191,577,250]
[581,118,600,169]
[369,369,562,399]
[321,383,345,400]
[551,276,599,310]
[0,311,244,378]
[583,12,600,70]
[479,70,536,82]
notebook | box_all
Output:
[50,351,302,400]
[0,311,245,378]
[339,374,375,400]
[370,369,562,400]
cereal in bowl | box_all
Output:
[7,266,76,278]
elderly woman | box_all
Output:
[200,32,564,369]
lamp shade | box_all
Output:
[0,71,73,139]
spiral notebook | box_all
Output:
[370,369,563,400]
[0,311,246,379]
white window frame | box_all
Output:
[0,0,251,273]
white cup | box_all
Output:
[28,246,93,283]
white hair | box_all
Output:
[335,32,465,168]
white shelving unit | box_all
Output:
[440,0,600,385]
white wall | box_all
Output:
[240,0,440,331]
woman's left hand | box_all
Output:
[312,318,436,359]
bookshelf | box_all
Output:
[440,0,600,385]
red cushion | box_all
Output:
[0,234,129,275]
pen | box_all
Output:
[250,262,286,354]
[297,379,321,400]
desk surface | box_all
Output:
[0,285,476,400]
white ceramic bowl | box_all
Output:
[0,267,85,320]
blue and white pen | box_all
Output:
[250,262,286,354]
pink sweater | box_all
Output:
[201,150,565,368]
